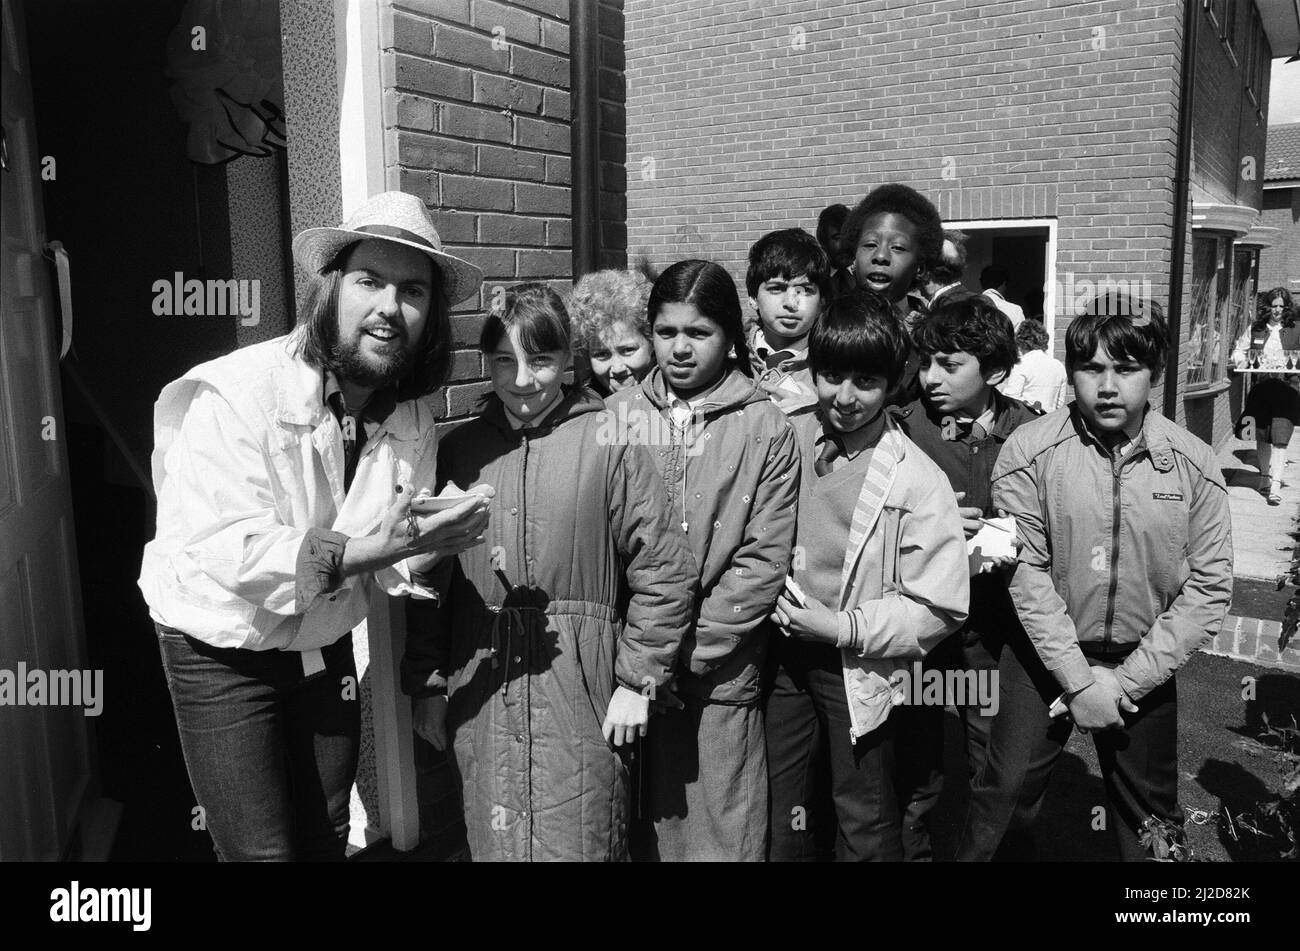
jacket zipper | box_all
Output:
[1102,450,1122,647]
[518,431,532,860]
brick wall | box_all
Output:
[625,0,1184,359]
[1190,0,1268,211]
[380,0,573,443]
[1259,186,1300,291]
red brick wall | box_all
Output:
[624,0,1184,376]
[1259,186,1300,291]
[380,0,572,441]
[1190,0,1268,210]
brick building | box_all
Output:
[6,0,1299,860]
[621,0,1297,450]
[1259,121,1300,293]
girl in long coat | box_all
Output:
[402,283,694,861]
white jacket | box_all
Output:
[138,331,440,652]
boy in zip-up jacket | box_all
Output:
[766,290,968,861]
[957,297,1233,861]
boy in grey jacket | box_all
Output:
[957,297,1233,861]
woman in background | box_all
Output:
[1233,287,1300,505]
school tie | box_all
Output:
[953,418,988,443]
[762,349,790,370]
[814,434,843,477]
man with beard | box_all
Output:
[139,192,492,861]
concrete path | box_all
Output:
[1204,431,1299,672]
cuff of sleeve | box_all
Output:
[1052,651,1099,696]
[1112,664,1150,703]
[835,611,861,653]
[295,528,350,610]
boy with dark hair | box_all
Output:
[890,293,1041,861]
[745,228,832,415]
[765,288,968,861]
[957,296,1233,861]
[841,183,944,405]
[918,230,969,310]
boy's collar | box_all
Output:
[918,386,1019,439]
[1070,403,1174,469]
[750,324,808,358]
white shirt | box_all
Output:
[983,288,1025,330]
[999,348,1067,412]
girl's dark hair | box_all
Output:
[1065,294,1168,376]
[480,282,571,354]
[745,228,832,299]
[842,184,944,276]
[808,289,910,389]
[815,203,849,256]
[293,240,452,400]
[1015,318,1050,353]
[1255,286,1296,331]
[912,293,1017,379]
[647,259,754,377]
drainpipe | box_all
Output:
[570,0,600,279]
[1164,0,1196,419]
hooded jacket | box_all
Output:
[605,365,800,704]
[400,387,694,861]
[992,404,1233,700]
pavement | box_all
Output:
[1206,431,1300,672]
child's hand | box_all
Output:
[954,491,984,540]
[771,590,839,645]
[413,695,448,750]
[602,685,649,747]
[975,508,1021,573]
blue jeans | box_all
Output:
[156,625,360,861]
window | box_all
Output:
[1243,4,1267,109]
[1186,235,1232,389]
[1226,247,1258,362]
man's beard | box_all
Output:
[328,328,416,390]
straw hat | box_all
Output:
[292,191,483,304]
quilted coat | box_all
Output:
[401,386,694,861]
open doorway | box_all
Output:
[23,0,292,860]
[947,219,1057,350]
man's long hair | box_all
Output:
[292,240,453,400]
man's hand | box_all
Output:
[602,685,649,747]
[346,484,494,577]
[770,587,840,645]
[1066,678,1127,732]
[1091,665,1139,716]
[413,695,448,750]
